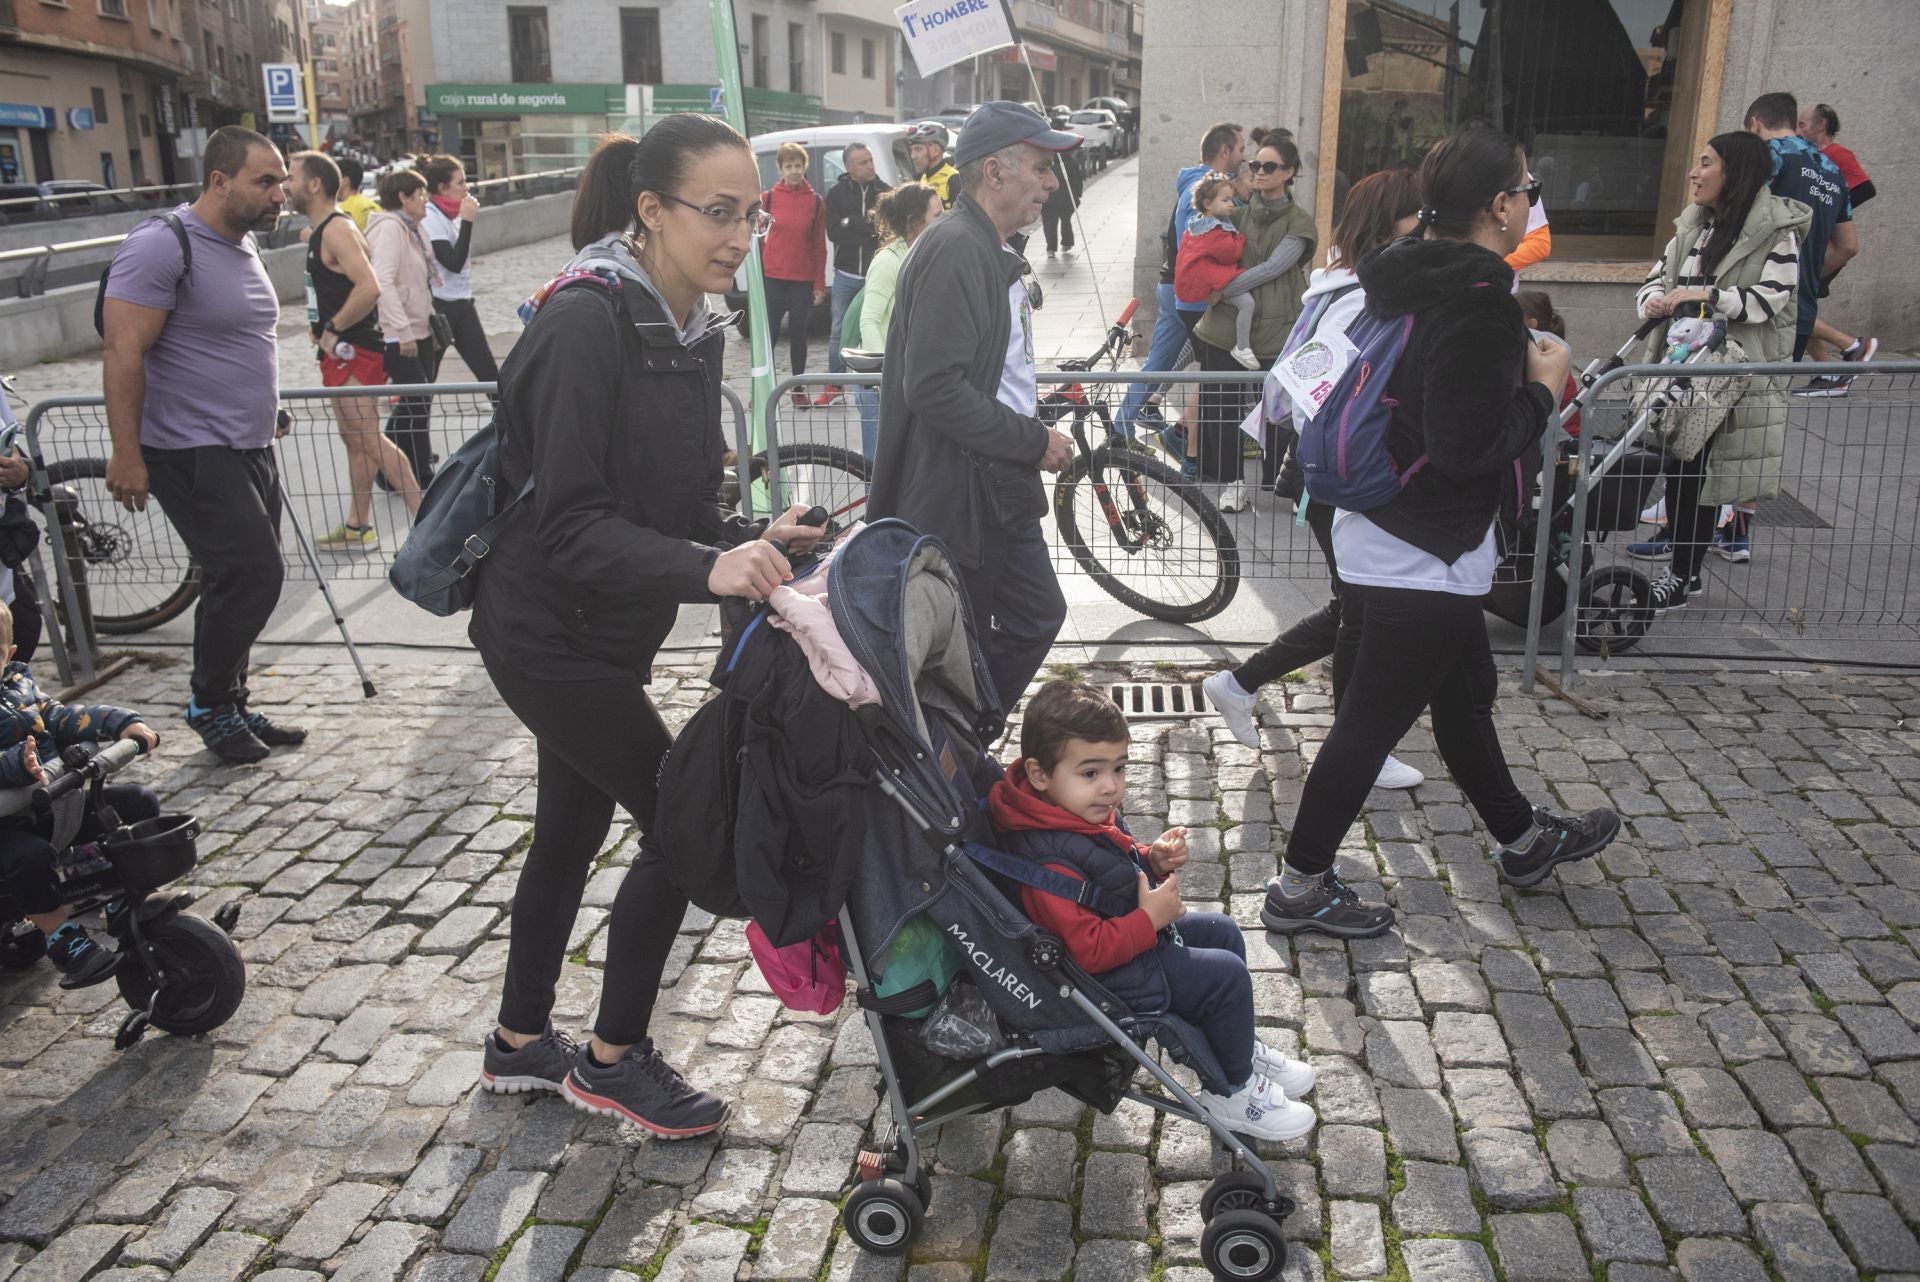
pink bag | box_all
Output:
[747,919,848,1015]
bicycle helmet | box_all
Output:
[905,122,950,151]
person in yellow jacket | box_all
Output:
[335,157,379,231]
[906,122,957,209]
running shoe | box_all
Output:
[1260,872,1394,939]
[812,386,845,407]
[1374,755,1425,790]
[1498,807,1622,888]
[1626,535,1671,561]
[47,922,118,988]
[186,704,269,765]
[1202,670,1260,748]
[242,710,307,748]
[481,1021,578,1095]
[562,1039,728,1139]
[1792,376,1848,398]
[315,523,379,551]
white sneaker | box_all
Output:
[1218,481,1252,513]
[1202,670,1261,748]
[1373,754,1425,790]
[1230,345,1262,370]
[1253,1041,1317,1097]
[1639,498,1667,525]
[1198,1074,1317,1142]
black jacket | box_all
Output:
[1357,237,1554,563]
[868,194,1048,567]
[470,279,758,678]
[1044,151,1084,214]
[825,173,887,277]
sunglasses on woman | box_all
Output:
[1503,179,1543,207]
[1248,160,1292,176]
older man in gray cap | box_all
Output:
[867,102,1083,715]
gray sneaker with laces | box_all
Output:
[481,1021,578,1095]
[561,1039,728,1139]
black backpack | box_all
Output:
[94,213,192,336]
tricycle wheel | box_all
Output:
[115,913,245,1035]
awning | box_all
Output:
[998,40,1057,71]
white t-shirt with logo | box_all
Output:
[995,249,1037,416]
[1331,509,1498,596]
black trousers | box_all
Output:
[432,297,499,388]
[766,278,814,377]
[383,340,443,487]
[141,445,283,709]
[956,518,1069,716]
[1660,437,1718,579]
[1193,337,1264,483]
[0,784,158,915]
[1284,583,1534,874]
[484,654,684,1047]
[7,568,41,665]
[1042,207,1075,252]
[1233,501,1357,699]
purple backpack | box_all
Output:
[1287,290,1428,511]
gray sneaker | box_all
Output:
[481,1021,578,1095]
[561,1039,728,1139]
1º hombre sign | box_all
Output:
[894,0,1015,76]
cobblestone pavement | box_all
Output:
[1,653,1918,1282]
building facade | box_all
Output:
[1134,0,1916,350]
[816,0,895,123]
[0,0,194,188]
[306,0,349,143]
[337,0,430,159]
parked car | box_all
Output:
[726,123,917,331]
[38,180,133,215]
[0,184,48,224]
[1081,96,1136,153]
[1068,109,1118,168]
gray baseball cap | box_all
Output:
[953,100,1082,168]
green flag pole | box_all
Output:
[708,0,775,509]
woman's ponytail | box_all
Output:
[572,115,750,252]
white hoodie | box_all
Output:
[1257,264,1368,431]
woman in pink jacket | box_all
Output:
[367,168,443,486]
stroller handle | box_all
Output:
[766,505,831,559]
[31,737,144,817]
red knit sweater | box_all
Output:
[761,179,827,288]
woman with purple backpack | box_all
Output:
[1258,128,1622,941]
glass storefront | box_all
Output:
[1336,0,1707,259]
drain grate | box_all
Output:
[1752,490,1831,530]
[1109,682,1212,720]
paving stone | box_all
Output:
[1750,1200,1861,1282]
[930,1110,1004,1176]
[780,1123,863,1198]
[1865,1142,1920,1223]
[1366,1020,1443,1088]
[121,1187,234,1268]
[1002,1127,1077,1198]
[389,1146,483,1224]
[1784,1127,1877,1195]
[1595,1087,1693,1157]
[1549,977,1628,1028]
[1674,1237,1769,1282]
[1495,993,1570,1052]
[579,1185,677,1269]
[1733,1059,1830,1128]
[1826,1192,1920,1273]
[1543,1119,1629,1187]
[1817,1074,1919,1143]
[1512,1048,1596,1119]
[1317,1125,1386,1198]
[1078,1150,1151,1237]
[1329,1201,1386,1278]
[1570,1186,1664,1264]
[1463,1129,1557,1209]
[1443,1068,1530,1131]
[1429,1012,1507,1067]
[1490,1212,1591,1280]
[172,1231,269,1282]
[1666,1067,1761,1128]
[983,1199,1076,1282]
[657,1222,750,1282]
[908,1176,991,1262]
[689,1147,777,1221]
[1070,1240,1154,1282]
[1572,1026,1660,1086]
[1401,1238,1497,1282]
[1698,1128,1811,1203]
[535,1144,621,1223]
[1770,1013,1870,1077]
[406,1051,484,1107]
[405,1254,487,1282]
[439,1170,547,1255]
[492,1224,584,1282]
[1381,1087,1459,1163]
[1636,1155,1745,1236]
[10,1226,127,1281]
[753,1198,839,1281]
[278,1181,389,1265]
[331,1221,434,1282]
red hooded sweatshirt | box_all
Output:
[762,178,827,289]
[987,762,1160,974]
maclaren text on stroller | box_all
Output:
[656,519,1295,1282]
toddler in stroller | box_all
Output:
[987,679,1315,1140]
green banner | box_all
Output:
[425,84,618,115]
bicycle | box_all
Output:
[810,299,1242,625]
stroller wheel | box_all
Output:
[1202,1207,1288,1281]
[842,1178,924,1256]
[1201,1170,1293,1223]
[1575,566,1654,656]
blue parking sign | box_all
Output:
[264,63,303,122]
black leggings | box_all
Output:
[1042,207,1075,252]
[1285,583,1534,874]
[766,278,814,376]
[1193,337,1265,483]
[383,340,442,487]
[432,297,500,387]
[1660,437,1718,579]
[484,655,684,1047]
[1233,501,1359,698]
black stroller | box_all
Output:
[809,520,1296,1280]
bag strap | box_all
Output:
[961,841,1136,919]
[856,982,941,1016]
[448,470,535,581]
[159,212,193,291]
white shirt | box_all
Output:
[1331,508,1498,596]
[422,203,472,301]
[995,250,1037,415]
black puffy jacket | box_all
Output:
[470,277,758,678]
[825,174,886,278]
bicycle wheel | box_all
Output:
[42,457,201,634]
[749,442,872,537]
[1053,444,1240,623]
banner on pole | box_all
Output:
[894,0,1015,77]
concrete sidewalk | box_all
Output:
[0,650,1914,1280]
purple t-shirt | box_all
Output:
[104,205,280,450]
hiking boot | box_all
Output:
[1626,535,1672,560]
[47,922,118,988]
[1260,871,1394,939]
[186,705,269,765]
[1253,1041,1317,1098]
[1197,1074,1317,1141]
[1374,755,1424,790]
[562,1039,728,1139]
[242,710,307,749]
[1649,571,1701,615]
[1498,807,1622,888]
[481,1021,578,1095]
[1202,670,1260,748]
[1792,376,1848,398]
[315,523,379,551]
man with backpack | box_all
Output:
[99,125,308,765]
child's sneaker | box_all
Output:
[46,922,118,988]
[1202,671,1260,748]
[1253,1041,1317,1098]
[1198,1074,1316,1141]
[480,1021,578,1094]
[1230,345,1262,370]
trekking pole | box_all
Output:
[274,425,376,699]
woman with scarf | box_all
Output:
[469,120,824,1139]
[420,154,500,389]
[367,167,442,487]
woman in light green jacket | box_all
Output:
[847,183,941,459]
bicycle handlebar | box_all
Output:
[31,737,144,816]
[1117,299,1139,328]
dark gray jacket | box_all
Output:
[867,193,1047,567]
